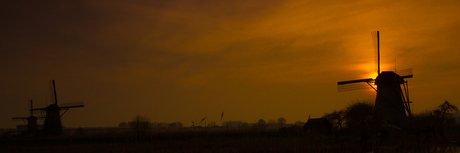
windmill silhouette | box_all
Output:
[31,80,84,136]
[337,31,413,127]
[12,100,44,135]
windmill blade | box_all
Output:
[31,107,46,111]
[60,101,84,108]
[372,31,380,74]
[49,80,58,105]
[397,68,413,79]
[338,82,373,92]
[401,75,413,79]
[13,116,45,119]
[338,78,373,85]
[12,116,45,120]
[338,78,374,92]
[12,117,29,120]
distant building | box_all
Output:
[303,118,332,135]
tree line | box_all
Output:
[118,115,184,130]
[322,99,459,146]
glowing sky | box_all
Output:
[2,0,460,128]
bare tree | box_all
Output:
[433,101,459,139]
[130,115,150,139]
[323,110,345,131]
[434,101,459,123]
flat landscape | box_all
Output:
[2,126,460,153]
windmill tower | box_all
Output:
[337,31,413,127]
[12,100,44,135]
[31,80,84,136]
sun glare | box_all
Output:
[366,72,378,90]
[364,72,378,80]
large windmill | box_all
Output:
[337,31,413,127]
[31,80,84,136]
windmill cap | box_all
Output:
[46,104,61,111]
[375,71,404,85]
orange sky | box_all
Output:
[1,0,460,128]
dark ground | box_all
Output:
[1,128,459,153]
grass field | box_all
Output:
[1,127,459,153]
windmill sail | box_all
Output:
[396,68,413,79]
[338,82,372,92]
[337,78,374,92]
[60,102,84,108]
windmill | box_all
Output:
[12,100,44,135]
[337,31,413,127]
[31,80,84,136]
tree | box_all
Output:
[343,100,374,148]
[257,119,266,125]
[294,121,305,127]
[130,115,150,139]
[268,119,276,124]
[277,117,286,126]
[323,110,345,130]
[242,122,249,129]
[345,101,374,130]
[434,101,459,138]
[118,122,127,127]
[176,122,183,128]
[168,122,177,129]
[434,101,459,123]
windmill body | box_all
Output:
[374,71,407,126]
[43,104,63,135]
[26,116,38,134]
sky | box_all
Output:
[1,0,460,128]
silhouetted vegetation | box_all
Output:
[3,101,460,152]
[130,115,150,140]
[323,110,344,133]
[277,117,286,126]
[319,100,460,152]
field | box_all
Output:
[1,127,460,153]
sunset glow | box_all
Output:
[1,0,460,128]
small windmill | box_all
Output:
[31,80,84,136]
[337,31,413,127]
[12,100,44,135]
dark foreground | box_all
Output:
[1,129,459,153]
